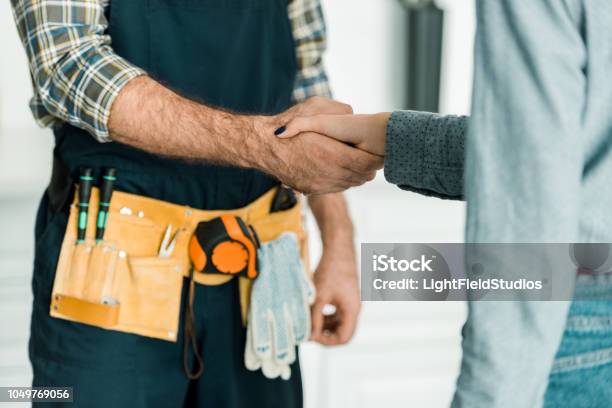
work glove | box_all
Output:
[244,232,315,380]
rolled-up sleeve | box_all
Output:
[288,0,332,101]
[384,110,467,200]
[11,0,145,142]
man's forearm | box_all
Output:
[308,193,354,250]
[108,78,381,194]
[109,76,278,169]
[308,192,361,345]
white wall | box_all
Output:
[324,0,408,113]
[0,1,54,196]
[438,0,475,114]
[324,0,475,116]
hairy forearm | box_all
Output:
[108,76,278,169]
[109,83,380,194]
[308,193,355,250]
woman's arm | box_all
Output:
[279,110,468,199]
[452,0,585,406]
[385,111,467,200]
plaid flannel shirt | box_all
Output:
[11,0,332,142]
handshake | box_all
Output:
[253,97,390,195]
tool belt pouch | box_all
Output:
[49,187,307,342]
[50,190,184,342]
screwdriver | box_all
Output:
[77,168,94,244]
[96,168,116,243]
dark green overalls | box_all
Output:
[30,1,301,406]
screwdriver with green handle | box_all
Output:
[96,168,116,243]
[77,168,94,244]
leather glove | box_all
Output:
[244,232,315,380]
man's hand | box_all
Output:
[256,97,384,195]
[261,131,382,194]
[274,96,354,124]
[279,112,391,157]
[310,242,360,345]
[307,193,360,346]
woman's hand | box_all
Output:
[277,112,391,157]
[256,97,383,194]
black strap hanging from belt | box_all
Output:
[183,269,204,380]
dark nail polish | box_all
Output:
[274,126,286,136]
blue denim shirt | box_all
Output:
[384,1,612,406]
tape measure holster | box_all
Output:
[189,215,260,280]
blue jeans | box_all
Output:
[544,275,612,407]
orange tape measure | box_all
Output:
[189,215,260,279]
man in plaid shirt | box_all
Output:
[11,0,382,406]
